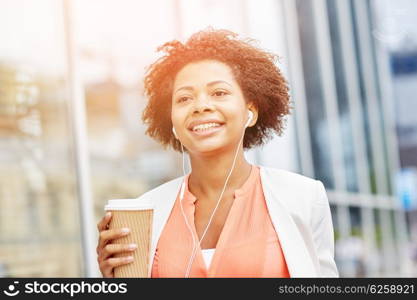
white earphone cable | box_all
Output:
[184,126,247,277]
[178,112,252,277]
[178,143,197,277]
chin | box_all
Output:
[191,141,235,156]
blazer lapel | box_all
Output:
[145,176,184,277]
[260,166,317,277]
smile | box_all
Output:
[189,123,225,137]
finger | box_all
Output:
[100,256,134,277]
[98,227,130,250]
[99,243,138,261]
[101,268,114,278]
[100,262,114,278]
[97,212,112,231]
[96,213,114,255]
[97,212,111,231]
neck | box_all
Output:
[187,145,252,201]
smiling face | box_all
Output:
[171,59,257,156]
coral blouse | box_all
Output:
[151,165,290,277]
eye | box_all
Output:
[177,96,191,103]
[213,90,228,97]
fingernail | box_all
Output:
[128,243,137,250]
[106,212,111,217]
[121,228,130,234]
[125,256,133,261]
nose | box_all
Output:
[192,94,215,114]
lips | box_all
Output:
[189,123,225,137]
[187,119,225,131]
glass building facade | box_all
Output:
[279,0,410,277]
[0,0,414,277]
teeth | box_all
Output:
[192,123,221,131]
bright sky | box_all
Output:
[0,0,416,81]
[0,0,178,81]
[0,0,66,75]
[372,0,417,50]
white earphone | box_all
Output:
[245,110,253,128]
[172,110,253,139]
[172,126,178,139]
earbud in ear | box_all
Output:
[245,110,253,128]
[172,127,178,139]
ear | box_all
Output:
[247,103,258,127]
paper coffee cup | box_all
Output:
[104,199,153,278]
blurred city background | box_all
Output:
[0,0,416,277]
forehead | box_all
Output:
[173,60,237,88]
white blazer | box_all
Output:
[134,165,339,278]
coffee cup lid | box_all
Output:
[104,198,153,211]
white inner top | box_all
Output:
[201,248,215,268]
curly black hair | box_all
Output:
[142,27,292,153]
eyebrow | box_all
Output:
[174,80,232,95]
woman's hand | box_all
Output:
[96,212,137,277]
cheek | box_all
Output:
[171,109,186,129]
[171,107,180,124]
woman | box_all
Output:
[96,28,339,278]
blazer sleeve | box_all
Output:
[311,180,339,277]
